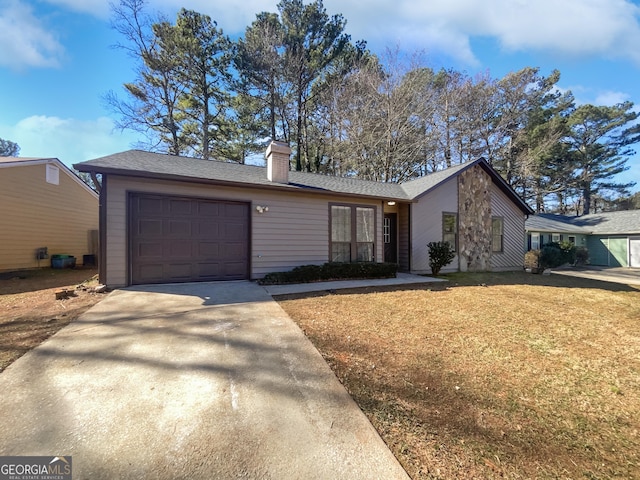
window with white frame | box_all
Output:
[330,205,375,262]
[552,233,560,243]
[531,233,540,250]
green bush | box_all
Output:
[539,241,577,269]
[427,241,456,276]
[557,240,577,264]
[259,262,397,285]
[575,246,589,265]
[540,244,563,269]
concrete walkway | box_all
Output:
[0,281,409,479]
[264,272,444,295]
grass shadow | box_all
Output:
[0,268,98,295]
[274,270,639,301]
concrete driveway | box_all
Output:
[0,281,409,479]
[551,266,640,286]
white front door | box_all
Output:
[630,237,640,268]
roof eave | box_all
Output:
[476,160,534,215]
[75,164,411,203]
[406,158,534,215]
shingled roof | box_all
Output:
[526,211,640,235]
[74,149,532,212]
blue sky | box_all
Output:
[1,0,640,193]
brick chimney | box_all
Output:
[265,141,291,184]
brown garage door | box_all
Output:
[129,193,250,285]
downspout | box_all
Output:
[98,175,107,286]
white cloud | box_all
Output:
[0,0,65,69]
[1,115,138,167]
[325,0,640,66]
[593,91,631,106]
[30,0,640,67]
[43,0,110,18]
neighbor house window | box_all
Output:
[568,236,576,244]
[492,217,504,252]
[531,233,540,250]
[442,213,457,251]
[330,205,375,262]
[552,233,560,243]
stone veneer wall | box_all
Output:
[458,165,492,272]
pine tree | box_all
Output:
[566,102,639,214]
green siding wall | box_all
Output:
[587,236,628,267]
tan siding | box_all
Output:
[105,176,383,286]
[0,163,98,272]
[410,177,459,274]
[491,185,527,271]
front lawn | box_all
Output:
[277,272,640,479]
[0,268,103,372]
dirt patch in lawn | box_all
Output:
[277,271,640,479]
[0,268,105,373]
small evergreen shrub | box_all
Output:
[540,244,563,269]
[539,241,576,268]
[259,262,397,285]
[557,240,577,264]
[427,241,456,276]
[575,246,589,266]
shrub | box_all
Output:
[427,241,456,276]
[540,244,564,269]
[259,262,397,285]
[575,246,589,265]
[539,241,576,269]
[524,250,542,272]
[557,240,577,265]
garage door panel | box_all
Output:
[168,240,193,257]
[223,242,248,257]
[198,242,220,257]
[224,262,248,277]
[130,194,249,285]
[197,263,221,277]
[166,263,193,279]
[136,242,163,258]
[198,202,220,216]
[138,197,163,215]
[168,219,191,236]
[224,222,247,239]
[168,199,193,215]
[138,264,164,281]
[137,219,163,236]
[198,222,219,238]
[224,204,247,217]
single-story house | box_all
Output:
[74,142,533,287]
[0,157,99,272]
[526,211,640,268]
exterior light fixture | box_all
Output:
[255,205,269,213]
[387,201,396,206]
